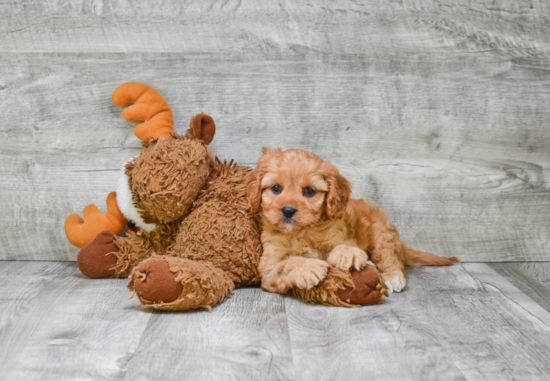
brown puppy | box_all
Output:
[245,148,459,295]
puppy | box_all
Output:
[245,148,459,295]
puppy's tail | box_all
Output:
[402,244,459,266]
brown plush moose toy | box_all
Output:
[64,82,388,311]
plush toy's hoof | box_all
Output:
[129,256,235,311]
[338,265,388,305]
[133,258,184,303]
[77,230,118,278]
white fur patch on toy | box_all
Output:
[116,162,158,232]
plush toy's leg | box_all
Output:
[112,233,157,278]
[292,263,388,307]
[337,264,389,305]
[76,230,155,278]
[127,256,235,311]
[77,230,118,278]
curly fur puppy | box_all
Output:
[245,148,459,295]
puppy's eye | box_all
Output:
[272,184,282,194]
[303,187,315,197]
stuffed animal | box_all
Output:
[64,82,388,310]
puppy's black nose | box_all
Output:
[282,206,297,219]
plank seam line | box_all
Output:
[116,307,156,380]
[483,282,550,329]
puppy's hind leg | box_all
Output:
[377,259,406,294]
[366,223,406,294]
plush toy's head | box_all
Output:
[117,114,216,231]
[65,82,218,247]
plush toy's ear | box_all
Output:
[112,82,174,141]
[190,113,216,145]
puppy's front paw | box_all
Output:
[384,275,406,294]
[327,245,368,271]
[288,259,330,290]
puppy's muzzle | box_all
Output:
[281,206,297,220]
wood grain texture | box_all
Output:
[2,261,550,380]
[1,0,548,55]
[0,261,153,380]
[464,263,550,328]
[283,264,550,380]
[285,289,466,380]
[1,0,550,261]
[489,262,550,314]
[0,261,71,361]
[2,53,549,261]
[124,287,295,381]
[404,264,550,381]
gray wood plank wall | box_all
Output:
[1,0,549,261]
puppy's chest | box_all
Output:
[288,220,352,259]
[288,235,337,259]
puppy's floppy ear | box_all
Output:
[260,147,281,156]
[245,166,264,214]
[245,147,282,213]
[321,161,352,219]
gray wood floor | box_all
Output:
[1,260,549,381]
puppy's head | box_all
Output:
[245,148,351,231]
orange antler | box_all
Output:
[112,82,174,141]
[65,192,128,248]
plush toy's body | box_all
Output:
[66,82,387,310]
